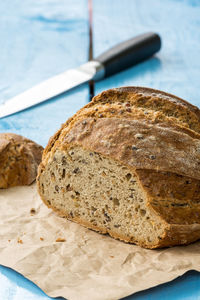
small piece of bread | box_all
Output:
[0,133,43,188]
[37,87,200,249]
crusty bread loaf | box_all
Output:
[37,87,200,249]
[0,133,43,188]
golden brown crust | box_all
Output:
[63,117,200,180]
[0,133,43,188]
[42,86,200,162]
[94,87,200,132]
[59,101,200,140]
[115,86,200,118]
[136,169,200,224]
[38,87,200,248]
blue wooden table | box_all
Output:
[0,0,200,299]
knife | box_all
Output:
[0,32,161,118]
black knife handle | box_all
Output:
[94,32,161,79]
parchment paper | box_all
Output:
[0,184,200,300]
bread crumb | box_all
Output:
[110,256,114,258]
[8,240,11,242]
[17,238,23,244]
[30,208,36,215]
[56,237,66,242]
[40,237,44,241]
[135,133,144,139]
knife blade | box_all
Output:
[0,32,161,118]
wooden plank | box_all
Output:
[93,0,200,107]
[0,0,89,147]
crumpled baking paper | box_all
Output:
[0,183,200,300]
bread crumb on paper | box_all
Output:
[56,237,66,242]
[30,208,36,215]
[17,238,23,244]
[40,237,44,241]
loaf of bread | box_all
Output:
[37,87,200,249]
[0,133,43,188]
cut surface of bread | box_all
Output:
[38,147,165,248]
[37,87,200,249]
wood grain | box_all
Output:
[0,0,89,147]
[93,0,200,107]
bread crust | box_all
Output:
[0,133,43,188]
[37,87,200,248]
[62,117,200,180]
[43,86,200,155]
[115,86,200,119]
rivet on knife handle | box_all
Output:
[93,32,161,80]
